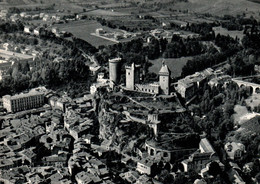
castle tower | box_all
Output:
[159,60,171,95]
[109,58,121,89]
[148,113,160,137]
[125,63,140,90]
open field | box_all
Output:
[83,9,131,16]
[0,49,33,60]
[53,20,126,48]
[149,57,192,78]
[214,27,244,41]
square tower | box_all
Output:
[159,61,171,95]
[125,63,140,90]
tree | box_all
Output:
[208,161,222,177]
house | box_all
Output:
[182,138,220,172]
[43,152,68,167]
[90,65,101,76]
[96,28,106,35]
[24,26,32,34]
[200,161,224,178]
[243,162,254,174]
[84,134,96,145]
[182,152,214,172]
[34,27,43,36]
[18,147,37,166]
[224,142,245,160]
[0,10,8,20]
[122,170,140,183]
[20,12,27,17]
[0,159,14,169]
[194,179,207,184]
[43,15,50,21]
[136,159,156,175]
[136,175,152,184]
[227,168,246,184]
[52,27,59,34]
[0,167,27,183]
[3,43,11,51]
[39,13,45,18]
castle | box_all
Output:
[125,61,171,95]
[107,57,171,95]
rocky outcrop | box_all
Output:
[98,109,115,140]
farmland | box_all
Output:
[213,26,244,41]
[149,57,192,78]
[53,20,120,48]
[172,0,260,18]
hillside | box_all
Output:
[1,0,260,18]
[173,0,260,17]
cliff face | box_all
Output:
[98,109,117,140]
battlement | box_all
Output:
[125,63,141,70]
[109,57,121,63]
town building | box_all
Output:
[34,27,43,36]
[24,26,32,34]
[182,138,219,172]
[175,68,213,99]
[136,159,156,176]
[145,137,196,162]
[2,91,44,113]
[224,142,245,160]
[90,65,101,76]
[96,28,106,35]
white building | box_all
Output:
[224,142,245,160]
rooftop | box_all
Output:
[3,91,44,100]
[200,138,215,153]
[159,61,170,75]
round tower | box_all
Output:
[109,58,121,89]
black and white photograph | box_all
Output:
[0,0,260,183]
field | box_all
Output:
[0,49,33,60]
[213,26,244,41]
[53,20,121,48]
[80,9,131,16]
[149,57,192,78]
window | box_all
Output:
[163,152,168,157]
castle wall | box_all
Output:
[135,84,160,94]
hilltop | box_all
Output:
[1,0,260,18]
[172,0,260,17]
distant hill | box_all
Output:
[1,0,260,18]
[172,0,260,17]
[248,0,260,3]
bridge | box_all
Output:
[232,78,260,94]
